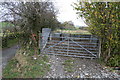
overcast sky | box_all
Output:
[0,0,87,26]
[52,0,87,27]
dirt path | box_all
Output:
[44,54,120,78]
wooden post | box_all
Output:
[90,35,92,43]
[38,32,41,54]
[50,33,52,41]
[98,39,101,58]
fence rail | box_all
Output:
[47,43,98,48]
[46,53,96,59]
[47,46,98,51]
[48,40,98,44]
[48,36,98,40]
[50,48,98,53]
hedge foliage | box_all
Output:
[74,2,120,64]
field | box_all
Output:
[54,28,91,35]
[0,22,16,37]
[0,22,15,31]
[0,22,14,28]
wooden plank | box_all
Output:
[98,39,101,58]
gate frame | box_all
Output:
[42,34,100,58]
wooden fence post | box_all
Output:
[98,38,101,58]
[39,32,41,53]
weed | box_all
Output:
[62,59,74,73]
[107,54,120,67]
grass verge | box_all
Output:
[3,49,50,78]
[6,38,18,48]
[2,38,19,49]
[62,59,75,73]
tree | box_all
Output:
[62,21,75,29]
[1,1,59,55]
[74,2,120,61]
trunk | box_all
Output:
[105,46,111,62]
[31,30,38,56]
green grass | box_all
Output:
[0,32,23,37]
[54,29,91,35]
[62,59,75,73]
[3,53,50,78]
[2,38,19,49]
[0,22,14,28]
[96,57,106,65]
[3,58,20,78]
[7,38,18,48]
[0,22,15,33]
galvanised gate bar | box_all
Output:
[41,28,101,59]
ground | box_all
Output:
[2,45,19,69]
[1,45,19,79]
[44,54,120,78]
[1,45,120,78]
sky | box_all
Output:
[0,0,87,27]
[52,0,87,27]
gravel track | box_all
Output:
[44,54,120,79]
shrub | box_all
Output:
[107,54,120,67]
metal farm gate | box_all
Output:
[41,28,101,59]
